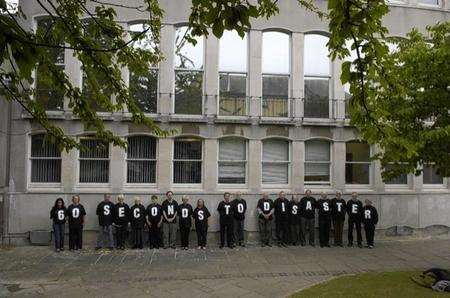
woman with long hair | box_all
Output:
[50,198,67,252]
[193,199,210,249]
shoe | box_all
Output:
[171,245,176,249]
[56,249,60,253]
[326,245,331,248]
[228,245,234,249]
[202,246,206,250]
[198,246,202,249]
[241,244,245,247]
[282,243,288,247]
[310,244,315,247]
[339,244,344,247]
[358,244,363,248]
[139,246,143,249]
[369,245,373,249]
[60,248,64,251]
[266,243,272,247]
[347,243,353,247]
[219,245,224,249]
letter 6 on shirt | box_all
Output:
[103,205,110,215]
[72,208,80,218]
[57,210,65,221]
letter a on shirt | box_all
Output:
[104,205,110,215]
[306,201,312,211]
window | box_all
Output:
[305,140,331,184]
[418,0,439,6]
[129,23,158,113]
[35,18,64,111]
[385,164,408,185]
[345,141,370,184]
[79,138,109,183]
[219,31,248,116]
[174,26,204,115]
[304,34,330,118]
[262,139,290,184]
[30,134,61,183]
[423,164,443,185]
[218,138,246,184]
[127,136,157,184]
[262,32,290,117]
[173,138,202,184]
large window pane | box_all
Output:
[219,31,247,72]
[305,140,331,183]
[175,27,203,70]
[385,164,408,185]
[218,138,246,184]
[262,139,289,184]
[423,164,443,184]
[173,139,202,184]
[79,139,109,183]
[127,136,157,183]
[262,75,289,117]
[219,73,247,116]
[345,141,370,184]
[304,78,329,118]
[174,70,203,114]
[304,34,330,77]
[419,0,439,5]
[30,134,61,183]
[129,70,158,113]
[262,32,289,74]
[345,163,370,184]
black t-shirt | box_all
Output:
[178,203,193,227]
[50,206,67,224]
[162,199,179,223]
[67,204,86,226]
[232,199,247,220]
[257,198,274,220]
[146,203,163,224]
[317,199,332,219]
[274,197,290,221]
[300,196,316,219]
[130,204,146,227]
[114,203,130,225]
[347,199,363,220]
[331,198,346,221]
[193,207,211,224]
[217,201,233,222]
[96,201,115,226]
[289,200,301,224]
[362,205,379,226]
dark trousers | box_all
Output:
[348,218,362,245]
[364,224,375,246]
[69,224,83,250]
[196,222,208,247]
[180,225,191,248]
[132,227,143,248]
[220,220,234,247]
[300,217,315,245]
[258,218,272,245]
[233,218,245,245]
[290,223,300,245]
[318,217,331,246]
[116,224,127,248]
[332,218,344,245]
[275,219,289,245]
[148,223,161,248]
[53,223,64,250]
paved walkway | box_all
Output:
[0,239,449,297]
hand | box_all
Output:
[157,222,161,228]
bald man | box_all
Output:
[257,192,274,247]
[130,197,146,249]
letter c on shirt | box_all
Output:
[134,208,140,218]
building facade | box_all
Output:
[1,0,450,244]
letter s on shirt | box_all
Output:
[198,210,204,221]
[103,205,110,216]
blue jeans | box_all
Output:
[96,225,114,248]
[53,223,65,250]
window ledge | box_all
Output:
[259,117,295,125]
[215,116,252,124]
[75,184,111,191]
[169,115,208,123]
[28,183,62,192]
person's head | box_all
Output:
[292,194,299,202]
[151,195,158,203]
[365,199,372,206]
[135,197,142,205]
[104,194,111,202]
[279,191,286,199]
[351,192,358,200]
[117,194,124,203]
[166,191,173,200]
[234,191,241,200]
[224,192,231,202]
[320,192,327,199]
[262,192,269,199]
[305,189,312,197]
[335,191,342,199]
[54,198,64,208]
[197,199,205,208]
[182,195,189,204]
[72,195,80,205]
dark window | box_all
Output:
[345,141,370,184]
[30,134,61,183]
[79,139,109,183]
[127,136,157,183]
[173,139,202,184]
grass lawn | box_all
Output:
[292,271,449,298]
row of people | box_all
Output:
[49,190,378,252]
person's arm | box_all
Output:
[374,208,379,225]
[50,207,54,220]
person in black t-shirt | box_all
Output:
[193,199,211,249]
[232,192,247,247]
[217,192,234,248]
[289,194,301,246]
[257,192,274,247]
[300,189,316,247]
[95,194,115,250]
[347,192,363,248]
[331,191,346,247]
[178,195,194,250]
[162,191,178,249]
[67,195,86,251]
[274,191,290,247]
[146,195,163,249]
[130,197,146,249]
[114,195,130,250]
[316,192,332,247]
[50,198,67,252]
[362,199,379,248]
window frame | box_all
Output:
[384,163,411,190]
[422,163,447,189]
[172,137,203,187]
[76,136,111,187]
[261,138,291,187]
[28,133,62,189]
[125,135,158,187]
[304,139,332,185]
[417,0,441,8]
[217,137,248,187]
[345,140,372,187]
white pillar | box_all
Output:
[248,139,262,192]
[333,141,346,191]
[248,30,262,118]
[332,58,345,120]
[61,149,77,192]
[291,33,304,120]
[110,145,126,193]
[292,140,305,193]
[159,24,175,115]
[157,137,172,191]
[203,139,218,191]
[204,32,219,117]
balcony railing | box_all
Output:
[304,98,329,118]
[262,97,289,117]
[219,96,247,116]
